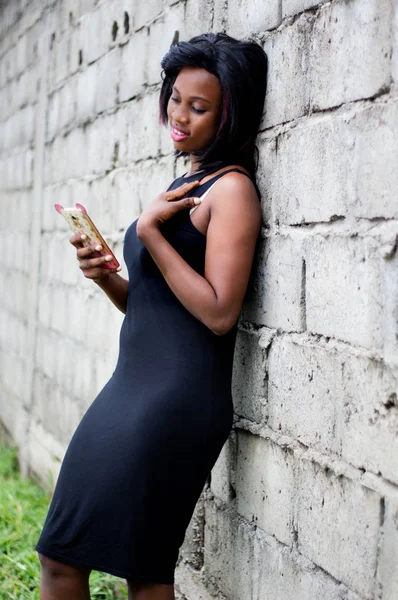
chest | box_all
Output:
[123,213,207,278]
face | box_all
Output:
[167,67,222,154]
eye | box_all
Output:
[192,107,206,114]
[170,96,180,103]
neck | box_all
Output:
[188,155,202,175]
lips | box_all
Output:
[170,123,189,142]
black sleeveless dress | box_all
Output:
[36,167,253,583]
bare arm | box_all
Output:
[137,173,261,335]
[69,235,129,314]
[94,274,129,314]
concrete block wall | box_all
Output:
[0,1,397,598]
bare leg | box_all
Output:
[127,582,175,600]
[39,553,91,600]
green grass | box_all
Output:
[0,447,127,599]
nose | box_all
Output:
[171,104,189,125]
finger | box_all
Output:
[171,197,202,212]
[76,244,103,259]
[70,233,88,248]
[79,254,115,270]
[166,180,200,201]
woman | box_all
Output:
[36,32,268,600]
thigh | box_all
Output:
[38,553,91,580]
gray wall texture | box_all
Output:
[1,0,398,598]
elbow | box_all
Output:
[208,315,236,337]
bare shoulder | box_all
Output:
[208,169,262,229]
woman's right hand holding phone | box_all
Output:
[70,234,121,281]
[69,233,129,313]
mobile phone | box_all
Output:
[54,203,120,270]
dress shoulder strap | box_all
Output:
[190,168,253,214]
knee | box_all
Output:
[38,553,86,581]
[38,554,66,579]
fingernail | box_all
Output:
[116,266,121,272]
[193,198,201,205]
[105,255,112,261]
[81,234,87,240]
[95,245,102,251]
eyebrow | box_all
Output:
[172,85,212,104]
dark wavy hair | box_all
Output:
[159,32,268,175]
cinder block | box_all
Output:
[380,246,398,364]
[268,336,342,454]
[297,459,381,597]
[76,63,97,122]
[64,127,90,179]
[27,419,66,489]
[256,136,277,226]
[377,497,398,600]
[4,105,35,150]
[340,354,398,485]
[94,48,120,114]
[57,0,96,28]
[35,327,57,381]
[263,14,312,128]
[64,285,89,344]
[269,333,398,481]
[134,0,163,30]
[393,5,398,85]
[271,115,350,225]
[80,5,111,65]
[115,0,133,46]
[204,500,363,600]
[175,561,218,600]
[47,90,60,141]
[86,115,117,175]
[310,0,392,110]
[119,30,148,102]
[58,76,77,132]
[350,103,398,220]
[270,103,398,225]
[282,0,320,18]
[23,18,40,68]
[146,3,186,86]
[51,33,71,89]
[14,33,28,78]
[210,432,236,503]
[38,283,52,330]
[50,284,68,334]
[82,290,113,354]
[232,329,267,422]
[18,64,40,108]
[179,490,205,570]
[183,0,214,41]
[254,526,364,600]
[86,174,114,233]
[126,94,164,160]
[111,168,143,231]
[226,0,281,38]
[304,235,383,349]
[42,183,65,232]
[69,23,83,75]
[204,501,252,600]
[242,233,304,332]
[235,432,296,545]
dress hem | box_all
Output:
[35,545,175,585]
